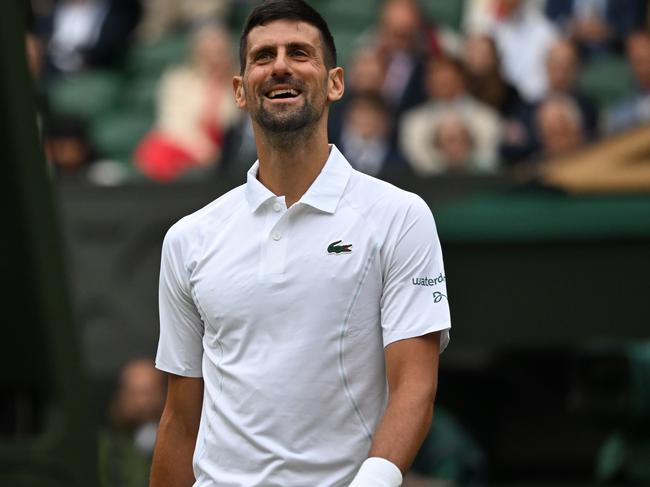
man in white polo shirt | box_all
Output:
[150,1,451,486]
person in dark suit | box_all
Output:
[545,0,645,57]
[335,92,409,178]
[39,0,142,76]
[544,38,600,140]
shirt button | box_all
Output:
[273,202,282,212]
[272,232,282,241]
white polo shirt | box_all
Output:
[156,145,451,487]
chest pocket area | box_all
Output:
[289,238,381,328]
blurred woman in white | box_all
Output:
[400,57,502,175]
[135,24,239,182]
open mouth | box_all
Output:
[265,88,301,100]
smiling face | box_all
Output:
[233,19,343,135]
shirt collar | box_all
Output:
[245,160,276,212]
[245,145,352,214]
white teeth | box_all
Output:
[268,89,299,98]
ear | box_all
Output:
[232,75,247,109]
[327,67,345,103]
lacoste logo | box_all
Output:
[327,240,352,254]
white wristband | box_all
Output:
[348,457,403,487]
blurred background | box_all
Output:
[3,0,650,485]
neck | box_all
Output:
[253,119,330,207]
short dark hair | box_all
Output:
[347,91,389,115]
[239,0,337,74]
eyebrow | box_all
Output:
[249,41,317,58]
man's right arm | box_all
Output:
[150,373,204,487]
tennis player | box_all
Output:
[150,1,451,485]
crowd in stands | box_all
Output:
[25,0,650,185]
[100,359,165,487]
[97,357,484,487]
[21,2,650,485]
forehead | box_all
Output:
[246,19,322,53]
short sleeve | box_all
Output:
[380,196,451,351]
[155,223,205,377]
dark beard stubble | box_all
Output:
[250,76,327,147]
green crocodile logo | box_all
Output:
[327,240,352,254]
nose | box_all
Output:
[271,49,292,76]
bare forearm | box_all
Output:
[149,412,197,487]
[368,390,435,473]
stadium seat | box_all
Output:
[420,1,465,30]
[126,34,190,78]
[120,74,160,117]
[91,111,153,163]
[48,71,122,121]
[578,55,635,108]
[319,0,380,32]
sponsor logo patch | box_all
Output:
[433,291,447,303]
[412,273,445,286]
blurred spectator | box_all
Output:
[44,115,129,185]
[463,0,502,34]
[337,92,407,177]
[345,47,386,96]
[403,108,500,175]
[491,0,559,102]
[134,24,240,182]
[463,34,524,117]
[432,111,480,173]
[400,57,502,175]
[545,0,645,58]
[545,38,599,139]
[42,0,142,76]
[462,34,535,164]
[137,0,232,43]
[44,115,96,180]
[329,48,387,158]
[25,32,44,81]
[425,57,467,105]
[535,95,585,159]
[605,31,650,134]
[373,0,435,115]
[100,359,165,487]
[462,0,546,34]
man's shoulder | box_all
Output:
[164,184,247,246]
[345,170,431,220]
[343,171,438,255]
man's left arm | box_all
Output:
[369,331,441,472]
[350,196,449,486]
[348,332,441,487]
